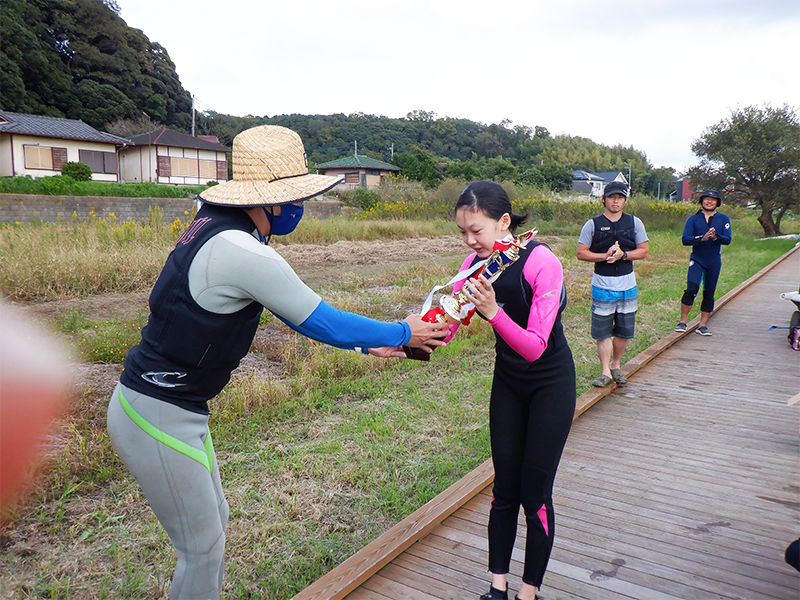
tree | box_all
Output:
[518,167,546,187]
[534,126,550,139]
[444,159,482,182]
[640,166,676,199]
[392,146,444,188]
[478,156,519,183]
[106,115,162,138]
[687,104,799,236]
[0,0,192,131]
[540,162,573,192]
[406,109,437,123]
[72,79,139,129]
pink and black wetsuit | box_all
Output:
[450,241,575,589]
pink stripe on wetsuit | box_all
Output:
[445,244,564,362]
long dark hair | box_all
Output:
[455,181,529,233]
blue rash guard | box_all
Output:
[682,210,732,265]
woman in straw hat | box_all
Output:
[106,125,449,599]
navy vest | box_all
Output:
[589,213,637,277]
[121,204,263,414]
[471,241,568,362]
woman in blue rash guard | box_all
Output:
[106,125,449,600]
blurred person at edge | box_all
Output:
[106,125,449,600]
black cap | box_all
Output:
[603,181,629,198]
[699,189,721,201]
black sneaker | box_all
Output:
[696,325,712,336]
[480,587,509,600]
[674,322,687,332]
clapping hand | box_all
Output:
[701,227,717,241]
[606,241,623,263]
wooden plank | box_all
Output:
[360,573,440,600]
[554,512,797,598]
[394,549,487,594]
[292,460,493,600]
[345,587,393,600]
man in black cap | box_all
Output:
[674,189,732,336]
[577,182,649,387]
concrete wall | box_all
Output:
[0,194,357,224]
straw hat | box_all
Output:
[198,125,343,206]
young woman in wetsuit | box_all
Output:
[445,181,575,600]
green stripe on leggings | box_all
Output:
[118,388,215,473]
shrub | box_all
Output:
[339,187,381,210]
[61,162,93,181]
[39,175,82,196]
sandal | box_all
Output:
[610,368,627,384]
[592,374,612,387]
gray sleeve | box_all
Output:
[578,219,594,245]
[188,230,321,324]
[633,217,649,244]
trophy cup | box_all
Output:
[403,229,536,360]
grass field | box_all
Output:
[0,199,797,599]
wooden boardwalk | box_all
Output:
[295,247,800,600]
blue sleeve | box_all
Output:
[717,215,732,245]
[682,214,703,246]
[274,300,411,350]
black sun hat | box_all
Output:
[698,189,722,206]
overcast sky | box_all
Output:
[118,0,799,173]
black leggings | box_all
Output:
[681,257,722,313]
[487,343,576,587]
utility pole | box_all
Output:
[389,143,394,160]
[354,140,358,157]
[191,95,196,137]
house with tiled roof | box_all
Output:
[121,128,230,185]
[572,169,628,197]
[0,111,130,181]
[315,154,400,189]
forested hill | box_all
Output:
[0,0,192,131]
[0,0,676,192]
[234,113,673,193]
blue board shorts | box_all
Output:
[591,285,637,340]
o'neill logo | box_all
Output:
[142,371,188,388]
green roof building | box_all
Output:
[316,154,399,189]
